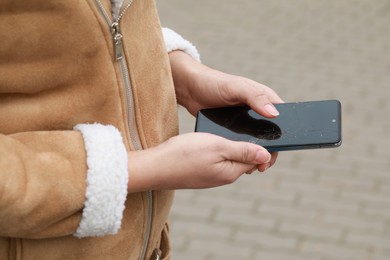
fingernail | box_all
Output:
[264,104,279,116]
[255,150,271,164]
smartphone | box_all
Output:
[195,100,342,152]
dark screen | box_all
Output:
[195,100,342,152]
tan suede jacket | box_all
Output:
[0,0,199,259]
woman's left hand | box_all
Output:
[169,51,284,117]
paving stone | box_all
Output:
[298,240,369,260]
[234,230,298,251]
[279,221,344,241]
[157,0,390,258]
[253,249,323,260]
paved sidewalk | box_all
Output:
[157,1,390,259]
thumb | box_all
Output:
[224,141,271,164]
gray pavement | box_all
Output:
[157,1,390,259]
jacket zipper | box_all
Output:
[93,1,153,260]
[9,238,22,260]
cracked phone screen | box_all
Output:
[195,100,342,152]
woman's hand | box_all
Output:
[127,133,276,193]
[128,50,285,193]
[169,51,284,117]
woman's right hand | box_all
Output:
[127,132,277,193]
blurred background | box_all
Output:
[157,1,390,259]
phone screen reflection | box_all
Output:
[202,106,282,141]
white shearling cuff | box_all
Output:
[162,27,201,63]
[73,123,128,238]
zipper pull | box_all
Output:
[111,22,124,61]
[151,248,162,260]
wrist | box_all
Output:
[127,154,141,193]
[169,51,197,105]
[169,51,210,110]
[127,150,157,193]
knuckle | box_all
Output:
[241,144,251,162]
[241,144,255,162]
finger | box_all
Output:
[247,88,284,118]
[257,163,271,173]
[245,166,257,175]
[257,152,279,173]
[233,162,257,176]
[269,152,279,167]
[250,86,284,106]
[231,80,284,118]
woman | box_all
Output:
[0,0,282,259]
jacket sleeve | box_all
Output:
[0,124,128,239]
[162,27,201,63]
